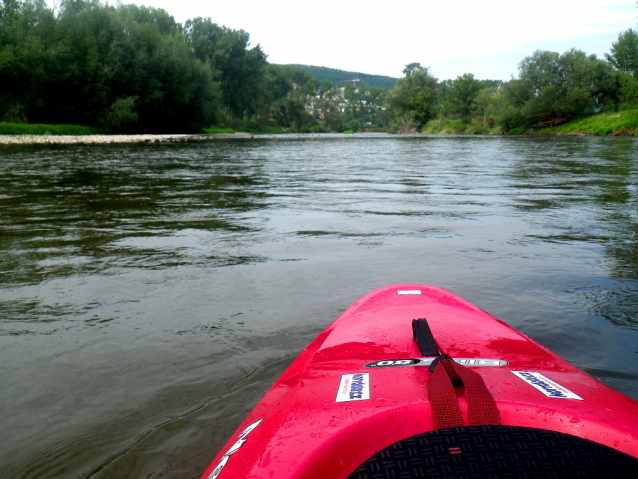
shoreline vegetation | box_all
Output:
[2,1,638,136]
[2,108,638,145]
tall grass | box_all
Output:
[537,110,638,136]
[202,127,235,134]
[422,118,501,134]
[0,123,103,135]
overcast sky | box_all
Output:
[126,0,637,81]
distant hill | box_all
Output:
[283,64,398,89]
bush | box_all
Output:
[0,122,103,135]
[202,127,235,134]
[259,125,284,134]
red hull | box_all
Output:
[200,284,638,479]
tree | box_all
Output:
[442,73,483,121]
[605,29,638,76]
[473,87,501,129]
[184,18,267,122]
[0,0,219,131]
[386,63,438,130]
[500,49,614,129]
[0,0,58,122]
[47,2,217,132]
[605,29,638,110]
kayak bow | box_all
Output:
[200,284,638,478]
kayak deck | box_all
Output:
[349,425,638,478]
[201,284,638,479]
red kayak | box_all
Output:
[200,284,638,478]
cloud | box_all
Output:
[125,0,636,78]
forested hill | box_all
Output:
[284,65,398,89]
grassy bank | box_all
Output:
[202,127,235,134]
[420,110,638,136]
[535,110,638,136]
[0,122,104,135]
[421,118,500,135]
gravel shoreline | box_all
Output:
[0,132,253,145]
[0,132,406,145]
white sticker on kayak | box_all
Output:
[398,290,421,295]
[512,371,583,400]
[207,418,263,479]
[336,373,370,402]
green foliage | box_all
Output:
[271,98,316,131]
[202,127,234,134]
[100,96,138,132]
[0,122,103,135]
[185,17,267,122]
[473,87,502,130]
[441,73,484,121]
[616,72,638,109]
[605,29,638,76]
[386,63,439,130]
[421,116,501,135]
[499,49,614,130]
[536,110,638,136]
[259,125,285,133]
[0,0,220,132]
[335,83,387,131]
[1,0,636,137]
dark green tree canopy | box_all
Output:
[605,29,638,76]
[386,63,439,129]
[0,0,220,131]
[501,49,614,128]
[184,17,267,120]
[442,73,484,120]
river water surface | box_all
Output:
[1,135,638,478]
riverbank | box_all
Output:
[422,110,638,136]
[3,112,638,145]
[0,132,259,145]
[0,132,397,145]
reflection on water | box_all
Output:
[1,136,637,478]
[1,144,270,286]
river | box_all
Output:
[1,134,637,478]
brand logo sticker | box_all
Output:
[364,358,508,368]
[207,419,263,479]
[336,373,370,402]
[512,371,583,400]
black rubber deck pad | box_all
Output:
[347,425,638,479]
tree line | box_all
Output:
[1,0,638,134]
[0,0,326,133]
[386,29,638,134]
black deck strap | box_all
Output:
[412,318,440,357]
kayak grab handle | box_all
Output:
[413,318,501,428]
[428,355,501,428]
[412,318,440,357]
